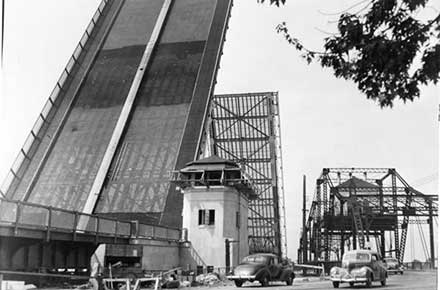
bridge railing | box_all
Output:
[0,0,111,197]
[0,198,180,242]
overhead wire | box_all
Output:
[411,172,438,187]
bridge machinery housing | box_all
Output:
[299,168,438,268]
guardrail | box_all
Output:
[402,261,436,270]
[0,198,180,242]
[0,0,110,196]
[294,264,325,276]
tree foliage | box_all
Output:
[261,0,440,107]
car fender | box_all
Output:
[349,266,373,278]
[330,266,343,272]
[362,266,374,273]
[361,266,374,279]
[330,266,347,276]
[255,268,271,281]
[380,266,388,279]
[279,268,294,281]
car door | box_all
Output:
[370,254,380,280]
[269,256,282,278]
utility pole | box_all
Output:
[1,0,4,68]
[428,202,436,268]
[302,175,307,265]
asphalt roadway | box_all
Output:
[216,271,437,290]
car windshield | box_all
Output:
[342,253,371,263]
[242,255,269,264]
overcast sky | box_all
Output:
[0,0,438,262]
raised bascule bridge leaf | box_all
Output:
[1,0,287,258]
[2,0,232,229]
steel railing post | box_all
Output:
[46,207,52,242]
[73,212,78,241]
[95,216,100,244]
[14,201,21,235]
[114,221,118,243]
[130,220,139,238]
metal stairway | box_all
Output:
[349,198,366,249]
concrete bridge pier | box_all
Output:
[0,236,97,281]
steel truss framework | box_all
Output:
[208,92,287,257]
[300,168,438,266]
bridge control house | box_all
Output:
[173,155,257,269]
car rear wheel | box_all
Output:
[349,282,354,287]
[332,281,340,288]
[234,280,243,287]
[381,278,386,286]
[260,276,269,287]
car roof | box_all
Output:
[246,253,277,258]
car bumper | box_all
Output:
[227,275,257,280]
[331,276,367,283]
[387,269,403,273]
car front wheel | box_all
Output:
[260,276,269,287]
[234,280,243,287]
[285,274,293,286]
[332,281,340,288]
[365,274,372,288]
[381,278,386,286]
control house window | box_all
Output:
[198,209,215,225]
[236,211,240,229]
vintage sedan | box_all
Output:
[330,249,387,288]
[383,257,404,274]
[226,253,294,287]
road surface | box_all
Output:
[218,271,437,290]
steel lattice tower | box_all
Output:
[300,168,437,269]
[208,92,288,257]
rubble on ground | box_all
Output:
[180,281,191,288]
[194,273,221,286]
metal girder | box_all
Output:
[209,92,286,257]
[301,168,438,264]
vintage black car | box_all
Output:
[330,250,387,288]
[226,253,294,287]
[383,257,404,274]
